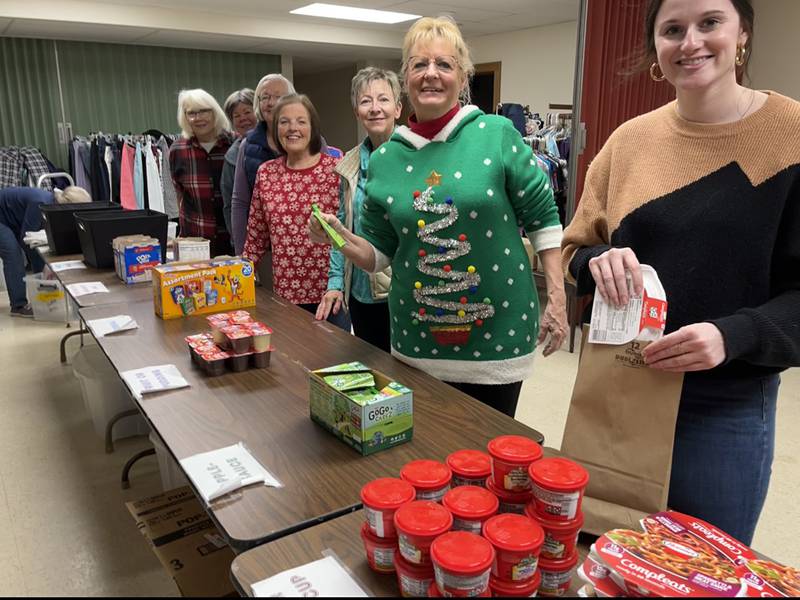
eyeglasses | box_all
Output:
[259,93,282,103]
[407,55,458,75]
[185,108,212,120]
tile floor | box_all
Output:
[0,291,797,595]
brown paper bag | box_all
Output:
[560,326,684,533]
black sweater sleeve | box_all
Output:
[569,244,612,296]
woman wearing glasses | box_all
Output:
[170,88,232,256]
[310,16,567,417]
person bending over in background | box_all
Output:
[310,16,567,417]
[315,67,402,352]
[0,186,90,317]
[561,0,800,544]
[169,88,232,256]
[242,94,349,331]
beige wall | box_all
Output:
[468,21,578,117]
[749,0,800,100]
[295,65,360,152]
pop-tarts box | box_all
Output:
[113,235,162,284]
[151,257,256,319]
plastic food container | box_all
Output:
[446,449,492,487]
[360,477,416,538]
[428,580,443,598]
[228,310,253,325]
[525,504,583,560]
[251,349,272,369]
[248,322,273,351]
[487,435,543,492]
[430,531,494,597]
[206,314,231,345]
[400,459,452,502]
[394,500,453,565]
[442,486,498,534]
[528,458,589,522]
[538,552,578,597]
[360,521,397,573]
[395,553,435,597]
[198,349,228,376]
[482,513,544,582]
[486,476,532,515]
[221,325,252,354]
[227,351,252,372]
[490,570,541,597]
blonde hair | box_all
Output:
[176,89,230,139]
[350,67,402,110]
[401,15,474,105]
[253,74,296,122]
[54,186,92,204]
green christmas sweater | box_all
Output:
[360,106,562,385]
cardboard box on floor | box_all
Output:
[126,486,235,597]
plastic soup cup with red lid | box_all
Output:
[400,459,452,502]
[487,435,543,492]
[393,500,453,565]
[482,513,544,582]
[486,476,532,515]
[360,522,397,573]
[395,554,434,597]
[529,458,589,522]
[446,449,492,487]
[525,503,583,560]
[442,486,498,535]
[430,531,495,597]
[360,477,416,539]
[538,552,578,597]
[490,570,542,597]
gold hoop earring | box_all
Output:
[735,45,747,66]
[650,62,666,82]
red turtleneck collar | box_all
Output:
[408,105,460,140]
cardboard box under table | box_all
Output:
[151,257,255,319]
[309,362,413,456]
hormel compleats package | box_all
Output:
[578,551,629,597]
[589,264,667,344]
[740,559,800,597]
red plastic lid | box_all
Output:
[442,486,498,520]
[538,551,579,572]
[446,449,492,478]
[430,531,495,576]
[482,514,544,552]
[400,460,452,490]
[393,501,453,537]
[529,458,589,492]
[487,435,543,464]
[360,521,398,545]
[486,475,533,503]
[394,552,435,577]
[490,570,541,595]
[525,503,585,532]
[360,478,416,510]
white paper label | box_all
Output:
[119,363,189,400]
[49,260,87,272]
[364,505,385,538]
[250,556,368,597]
[452,517,483,535]
[86,315,138,337]
[532,484,580,520]
[373,547,395,570]
[179,442,281,504]
[399,572,432,597]
[66,281,109,297]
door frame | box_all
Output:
[473,61,502,112]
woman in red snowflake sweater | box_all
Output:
[243,94,349,330]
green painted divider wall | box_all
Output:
[0,36,280,167]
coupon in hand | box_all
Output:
[311,203,347,250]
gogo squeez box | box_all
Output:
[309,362,413,456]
[152,257,256,319]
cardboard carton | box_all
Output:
[113,235,161,284]
[309,362,413,456]
[125,486,235,597]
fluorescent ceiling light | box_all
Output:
[291,3,421,24]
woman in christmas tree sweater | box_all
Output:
[562,0,800,544]
[310,16,567,416]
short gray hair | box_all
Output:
[350,67,402,110]
[253,74,296,121]
[223,88,255,122]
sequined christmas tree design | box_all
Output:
[411,171,495,345]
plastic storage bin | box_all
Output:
[72,344,149,441]
[149,431,189,491]
[40,202,122,255]
[24,273,70,322]
[75,209,167,268]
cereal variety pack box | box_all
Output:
[309,362,413,456]
[151,257,255,319]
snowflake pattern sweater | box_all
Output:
[563,91,800,379]
[360,106,562,384]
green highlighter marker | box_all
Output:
[312,203,347,250]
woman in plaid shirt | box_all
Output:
[169,89,233,256]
